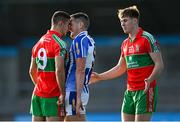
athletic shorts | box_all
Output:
[30,94,62,117]
[122,86,158,115]
[65,91,89,116]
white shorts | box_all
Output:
[65,91,89,116]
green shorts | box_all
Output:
[122,86,158,115]
[30,94,61,117]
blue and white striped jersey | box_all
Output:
[65,31,95,93]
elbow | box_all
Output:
[56,68,63,75]
[156,62,164,75]
[160,63,164,73]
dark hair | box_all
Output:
[118,5,140,20]
[71,12,90,29]
[51,11,70,25]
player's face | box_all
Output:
[62,20,70,36]
[120,17,134,34]
[69,18,81,39]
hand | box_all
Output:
[76,98,83,117]
[144,78,151,93]
[89,72,100,84]
[57,94,64,105]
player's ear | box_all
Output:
[133,18,138,24]
[79,21,84,29]
[57,21,63,27]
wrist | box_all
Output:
[99,74,103,81]
[145,77,152,83]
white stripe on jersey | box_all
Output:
[80,36,86,57]
[66,45,74,82]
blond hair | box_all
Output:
[118,5,140,20]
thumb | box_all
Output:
[91,72,98,77]
[144,79,149,93]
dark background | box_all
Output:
[0,0,180,120]
[0,0,180,45]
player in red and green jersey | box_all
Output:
[90,6,164,121]
[29,11,70,121]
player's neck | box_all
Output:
[50,26,62,35]
[129,25,139,40]
[76,29,87,36]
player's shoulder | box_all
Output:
[122,38,129,45]
[75,33,86,42]
[141,30,156,43]
[32,36,44,51]
[51,34,66,49]
[75,33,94,44]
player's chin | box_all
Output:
[123,30,129,34]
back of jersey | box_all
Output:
[32,31,66,98]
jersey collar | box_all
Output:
[128,27,143,42]
[74,31,88,39]
[136,27,143,39]
[47,30,63,38]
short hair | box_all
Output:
[51,11,70,25]
[71,12,90,29]
[118,5,140,20]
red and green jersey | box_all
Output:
[32,30,68,98]
[121,28,160,91]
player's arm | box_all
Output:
[55,55,65,97]
[29,58,38,85]
[74,37,88,116]
[76,57,86,115]
[90,54,126,84]
[144,52,164,93]
[54,42,66,104]
[147,52,164,82]
[144,38,164,92]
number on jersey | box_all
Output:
[36,48,47,70]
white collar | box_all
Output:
[74,31,88,39]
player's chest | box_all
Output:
[123,39,146,55]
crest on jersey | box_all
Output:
[136,44,140,52]
[128,46,134,53]
[76,42,80,55]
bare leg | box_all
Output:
[32,116,45,122]
[64,114,86,122]
[135,113,152,121]
[121,112,135,122]
[46,116,64,121]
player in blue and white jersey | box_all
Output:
[64,12,95,121]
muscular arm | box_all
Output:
[29,58,38,85]
[147,52,164,82]
[76,58,86,101]
[99,54,127,81]
[55,56,65,95]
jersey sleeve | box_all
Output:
[145,35,161,53]
[74,37,89,59]
[54,43,60,57]
[31,46,36,59]
[54,41,67,57]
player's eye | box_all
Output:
[120,19,128,23]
